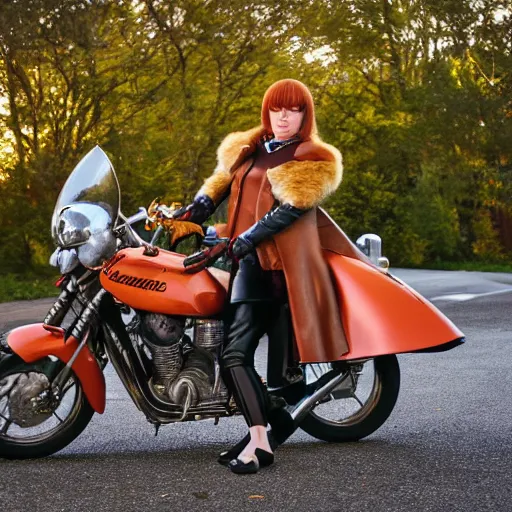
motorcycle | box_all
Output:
[0,147,464,459]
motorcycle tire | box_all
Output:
[300,355,400,442]
[0,344,95,460]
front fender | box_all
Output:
[6,324,106,414]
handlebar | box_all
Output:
[121,207,148,226]
[118,205,216,251]
[116,209,149,248]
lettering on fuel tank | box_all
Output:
[107,270,167,292]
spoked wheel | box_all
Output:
[0,345,94,459]
[299,355,400,442]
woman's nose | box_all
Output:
[279,108,288,119]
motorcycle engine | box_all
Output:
[128,312,226,413]
[139,313,185,385]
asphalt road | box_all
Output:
[0,269,511,512]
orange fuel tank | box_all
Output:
[100,248,227,317]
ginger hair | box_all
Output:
[261,79,317,141]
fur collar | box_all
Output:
[199,126,343,209]
[216,126,266,173]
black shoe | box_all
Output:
[218,432,279,466]
[268,406,296,445]
[228,454,259,474]
[218,433,250,466]
[255,448,274,467]
[228,449,274,474]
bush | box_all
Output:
[0,271,59,303]
[472,210,507,262]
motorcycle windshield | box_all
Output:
[53,146,121,222]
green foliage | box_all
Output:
[1,0,512,280]
[0,270,59,303]
[405,168,461,263]
[472,210,507,262]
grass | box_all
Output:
[0,271,60,304]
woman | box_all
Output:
[177,79,348,473]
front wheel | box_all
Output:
[0,342,95,459]
[300,355,400,442]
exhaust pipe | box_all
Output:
[290,370,348,425]
[267,369,349,446]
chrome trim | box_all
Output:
[122,207,148,226]
[310,362,383,427]
[49,248,80,274]
[290,371,347,424]
[377,256,390,270]
[52,203,117,269]
[356,233,383,265]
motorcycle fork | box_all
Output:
[46,287,108,405]
[50,329,91,401]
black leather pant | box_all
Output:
[221,301,294,428]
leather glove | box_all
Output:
[228,235,254,262]
[228,204,308,261]
[172,195,215,225]
[183,240,229,274]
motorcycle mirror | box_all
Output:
[356,233,389,268]
[377,256,390,270]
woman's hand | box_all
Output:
[183,239,229,274]
[228,204,308,262]
[228,235,254,262]
[172,195,215,225]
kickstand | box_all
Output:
[154,422,161,437]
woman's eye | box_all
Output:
[269,107,302,112]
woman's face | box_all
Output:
[269,107,305,141]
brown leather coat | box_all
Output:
[198,126,348,362]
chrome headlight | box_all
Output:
[55,207,91,247]
[51,203,117,269]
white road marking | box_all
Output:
[430,288,512,302]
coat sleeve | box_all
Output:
[195,127,263,204]
[195,166,232,205]
[266,139,343,209]
[235,204,307,246]
[194,131,242,204]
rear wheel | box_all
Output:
[0,339,94,459]
[300,355,400,442]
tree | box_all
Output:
[0,0,155,269]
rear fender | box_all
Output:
[6,323,106,414]
[325,252,465,360]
